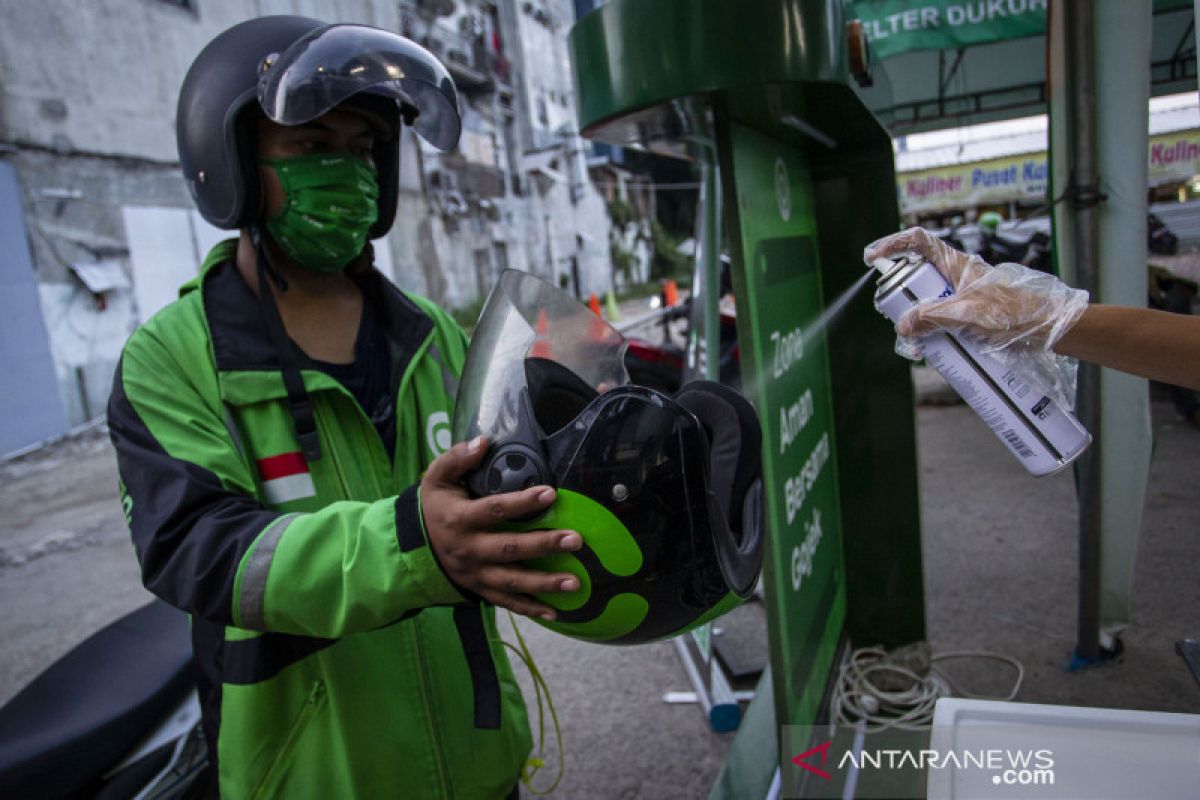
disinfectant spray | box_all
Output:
[872,255,1091,477]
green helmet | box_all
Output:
[979,211,1003,234]
[456,271,764,645]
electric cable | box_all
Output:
[500,611,565,795]
[831,645,1024,733]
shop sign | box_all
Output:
[1149,131,1200,184]
[897,128,1200,213]
[898,153,1047,213]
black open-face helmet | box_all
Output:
[176,15,461,238]
[455,271,765,645]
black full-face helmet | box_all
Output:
[455,271,765,645]
[176,15,462,237]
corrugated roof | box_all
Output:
[896,129,1046,172]
[895,101,1200,174]
[1149,104,1200,135]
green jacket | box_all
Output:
[108,241,530,798]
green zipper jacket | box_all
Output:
[107,240,531,798]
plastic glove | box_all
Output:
[864,227,1090,410]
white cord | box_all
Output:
[831,645,1024,732]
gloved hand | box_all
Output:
[864,227,1091,409]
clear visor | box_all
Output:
[453,270,629,443]
[257,24,461,151]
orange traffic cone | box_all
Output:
[587,302,614,343]
[531,309,552,358]
[663,279,679,308]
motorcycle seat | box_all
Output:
[0,600,194,799]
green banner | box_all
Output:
[848,0,1047,60]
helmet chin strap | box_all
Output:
[251,224,322,463]
[251,225,289,292]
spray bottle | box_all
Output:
[872,255,1091,477]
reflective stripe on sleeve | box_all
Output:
[239,513,301,630]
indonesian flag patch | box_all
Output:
[257,452,316,505]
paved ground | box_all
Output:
[1,376,1197,798]
[0,427,152,707]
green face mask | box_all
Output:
[262,153,380,273]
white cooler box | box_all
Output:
[927,698,1200,799]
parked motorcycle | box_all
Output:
[1148,212,1180,256]
[979,227,1053,273]
[0,600,207,799]
[621,289,740,394]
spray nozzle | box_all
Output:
[872,254,914,284]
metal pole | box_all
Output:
[684,98,722,384]
[1091,0,1153,649]
[701,156,722,383]
[666,101,744,731]
[686,155,721,381]
[1066,0,1103,663]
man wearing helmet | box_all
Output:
[976,210,1007,266]
[107,16,580,798]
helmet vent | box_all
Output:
[482,445,546,495]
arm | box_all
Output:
[867,228,1200,393]
[1055,304,1200,391]
[109,329,578,639]
[108,332,459,638]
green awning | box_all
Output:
[849,0,1192,62]
[848,0,1194,134]
[849,0,1046,61]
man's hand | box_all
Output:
[420,436,582,620]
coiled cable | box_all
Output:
[831,645,1024,732]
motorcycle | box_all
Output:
[1148,212,1179,256]
[979,227,1053,273]
[621,262,742,395]
[0,600,207,799]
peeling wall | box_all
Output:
[2,0,618,427]
[13,149,188,422]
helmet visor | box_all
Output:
[257,24,461,150]
[454,270,629,443]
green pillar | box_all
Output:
[571,0,925,737]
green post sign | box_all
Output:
[724,124,847,725]
[570,0,927,787]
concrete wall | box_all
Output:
[512,0,578,150]
[507,0,613,296]
[11,149,187,423]
[0,1,403,162]
[1,0,616,427]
